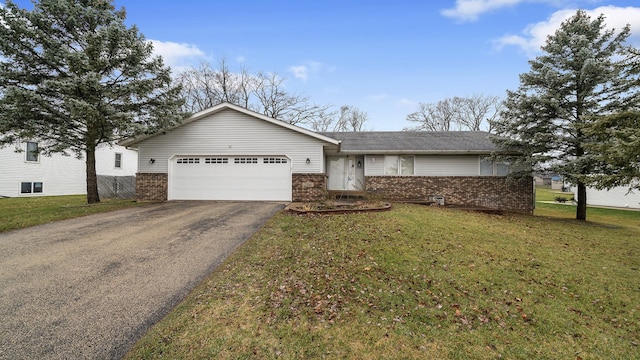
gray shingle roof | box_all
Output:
[321,131,497,154]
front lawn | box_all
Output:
[126,204,640,359]
[0,195,144,232]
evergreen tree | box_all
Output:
[585,111,640,191]
[492,10,638,220]
[0,0,184,203]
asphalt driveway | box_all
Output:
[0,201,284,360]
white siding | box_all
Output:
[0,145,85,197]
[415,155,479,176]
[0,143,138,197]
[136,109,329,174]
[95,144,138,176]
[364,155,385,176]
[574,186,640,209]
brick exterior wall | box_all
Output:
[292,173,327,202]
[136,173,168,201]
[365,176,534,214]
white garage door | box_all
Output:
[169,156,292,201]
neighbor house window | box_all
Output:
[20,182,43,193]
[384,155,414,175]
[114,153,122,168]
[21,182,32,193]
[33,182,43,193]
[26,142,39,162]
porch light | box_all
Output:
[357,160,362,168]
[306,158,310,164]
[149,158,156,164]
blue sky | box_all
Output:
[7,0,640,130]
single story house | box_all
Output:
[0,141,138,198]
[120,103,533,213]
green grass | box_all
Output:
[535,187,574,202]
[125,204,640,359]
[0,195,144,232]
[534,186,640,228]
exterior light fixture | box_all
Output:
[306,158,311,164]
[149,158,156,164]
[357,160,362,168]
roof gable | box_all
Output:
[120,103,340,147]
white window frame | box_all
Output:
[480,157,510,176]
[114,153,122,169]
[383,155,414,176]
[20,181,43,194]
[25,141,39,163]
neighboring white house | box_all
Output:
[573,185,640,210]
[121,102,535,213]
[0,141,137,198]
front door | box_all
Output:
[327,156,365,191]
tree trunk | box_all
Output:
[86,145,100,204]
[576,181,587,221]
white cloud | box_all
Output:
[149,40,207,73]
[495,6,640,56]
[289,65,309,81]
[442,0,527,22]
[441,0,605,22]
[288,60,327,82]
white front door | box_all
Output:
[327,156,365,191]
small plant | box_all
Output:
[300,203,315,211]
[554,195,569,203]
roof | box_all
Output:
[120,102,340,147]
[321,131,498,154]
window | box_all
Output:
[20,182,42,194]
[263,157,287,164]
[384,155,414,175]
[496,162,510,176]
[26,142,39,162]
[33,182,43,193]
[234,157,258,164]
[114,153,122,168]
[21,182,32,193]
[480,157,510,176]
[205,158,228,164]
[480,158,494,175]
[176,158,200,164]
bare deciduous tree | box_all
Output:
[333,105,369,131]
[252,72,329,125]
[457,94,503,131]
[176,58,254,113]
[177,62,335,127]
[405,95,503,132]
[308,109,338,132]
[405,98,459,131]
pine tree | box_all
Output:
[492,10,638,220]
[0,0,184,203]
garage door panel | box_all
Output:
[170,156,292,201]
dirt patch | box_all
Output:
[287,201,392,214]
